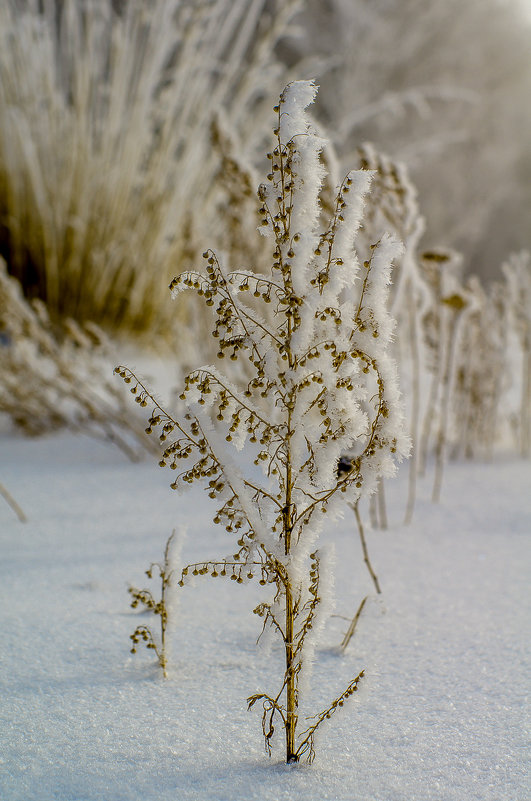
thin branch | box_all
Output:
[339,596,368,651]
[0,482,27,522]
[294,670,365,762]
[353,501,381,594]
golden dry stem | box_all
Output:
[340,596,368,651]
[352,502,381,595]
[0,482,27,522]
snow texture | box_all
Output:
[1,430,529,801]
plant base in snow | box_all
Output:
[128,531,178,678]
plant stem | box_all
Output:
[0,482,27,522]
[285,578,297,762]
[404,286,420,525]
[353,502,381,594]
[418,368,439,477]
[368,493,378,529]
[376,476,387,530]
[522,333,530,457]
[340,595,368,651]
[160,578,168,679]
[283,393,298,763]
[159,531,175,679]
[432,311,460,503]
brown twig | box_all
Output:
[340,596,368,651]
[0,482,27,522]
[353,501,381,594]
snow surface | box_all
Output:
[1,431,529,801]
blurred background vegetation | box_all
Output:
[0,0,529,510]
[0,0,529,339]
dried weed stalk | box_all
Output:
[129,531,179,678]
[502,251,531,457]
[0,481,27,522]
[116,82,409,763]
[350,144,427,524]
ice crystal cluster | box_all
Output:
[116,80,409,762]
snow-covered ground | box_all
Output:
[1,431,529,801]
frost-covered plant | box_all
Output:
[450,277,507,460]
[502,251,531,457]
[129,531,181,679]
[416,249,463,475]
[412,247,472,501]
[209,114,266,278]
[115,81,409,763]
[400,245,531,500]
[449,252,531,460]
[0,259,154,459]
[430,288,470,502]
[350,143,427,524]
[0,0,299,336]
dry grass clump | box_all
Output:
[0,259,155,459]
[0,0,299,337]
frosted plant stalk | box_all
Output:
[116,81,409,763]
